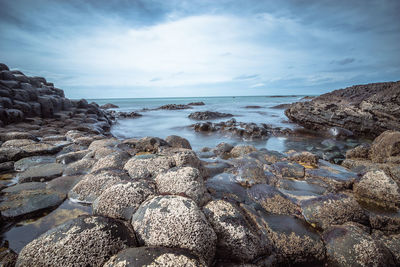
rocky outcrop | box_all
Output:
[188,111,233,120]
[285,81,400,138]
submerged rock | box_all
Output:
[188,111,233,120]
[131,195,217,264]
[16,215,137,267]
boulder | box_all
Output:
[285,81,400,138]
[0,63,9,71]
[203,200,270,262]
[100,103,119,109]
[346,144,370,159]
[93,180,156,220]
[124,154,175,179]
[288,151,319,167]
[166,135,192,149]
[131,195,217,264]
[354,170,400,209]
[301,193,368,230]
[272,161,305,179]
[16,215,137,267]
[369,130,400,163]
[323,224,396,266]
[104,247,202,267]
[155,167,209,206]
[63,158,96,176]
[90,151,131,173]
[230,145,257,158]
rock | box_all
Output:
[100,103,119,109]
[369,130,400,163]
[285,81,400,138]
[155,167,209,206]
[69,170,128,203]
[244,105,262,108]
[0,183,65,219]
[56,150,90,164]
[14,155,55,171]
[16,215,137,267]
[247,184,300,216]
[46,175,83,194]
[271,103,291,109]
[373,233,400,264]
[124,154,175,179]
[0,161,14,173]
[272,161,305,179]
[230,145,257,158]
[0,147,25,163]
[301,193,368,230]
[90,151,131,173]
[203,200,270,262]
[0,248,18,267]
[213,142,234,159]
[0,131,37,142]
[131,195,217,264]
[0,63,9,71]
[328,126,354,138]
[227,157,268,188]
[17,163,64,183]
[2,138,36,148]
[206,173,248,202]
[204,161,232,177]
[346,144,370,159]
[166,135,192,149]
[368,209,400,233]
[93,180,155,220]
[158,104,192,110]
[188,111,233,120]
[187,101,205,106]
[354,170,400,209]
[288,151,319,167]
[22,143,62,156]
[322,224,396,266]
[104,246,202,267]
[63,158,96,176]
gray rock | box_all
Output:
[155,167,209,206]
[0,161,14,173]
[17,163,64,183]
[166,135,192,149]
[124,154,175,179]
[288,151,319,167]
[46,175,83,194]
[93,180,156,220]
[272,161,305,179]
[16,215,137,267]
[90,151,131,173]
[0,132,37,142]
[14,155,56,171]
[0,248,18,267]
[323,224,396,266]
[2,138,36,148]
[203,200,270,262]
[188,111,233,120]
[354,170,400,209]
[56,149,90,164]
[230,145,257,158]
[63,158,96,176]
[206,173,247,202]
[370,130,400,164]
[131,195,217,264]
[346,144,371,159]
[301,193,368,230]
[104,246,202,267]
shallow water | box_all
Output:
[89,95,306,151]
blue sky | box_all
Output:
[0,0,399,98]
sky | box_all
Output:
[0,0,399,99]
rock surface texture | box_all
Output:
[285,81,400,138]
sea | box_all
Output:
[88,95,310,152]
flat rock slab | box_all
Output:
[0,185,66,219]
[18,163,64,183]
[14,156,56,172]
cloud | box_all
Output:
[0,0,399,98]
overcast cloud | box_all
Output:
[0,0,399,98]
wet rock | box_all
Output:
[123,136,170,153]
[104,246,202,267]
[22,143,62,156]
[56,149,90,164]
[323,224,396,267]
[203,200,270,262]
[87,138,120,151]
[2,139,36,148]
[69,170,128,203]
[93,180,156,220]
[17,163,64,183]
[90,151,131,173]
[373,233,400,264]
[0,132,37,142]
[254,213,325,265]
[301,193,368,230]
[354,170,400,209]
[244,105,262,109]
[158,104,192,110]
[230,145,257,158]
[0,161,14,173]
[188,101,205,106]
[63,158,96,176]
[163,148,209,178]
[272,161,305,179]
[46,175,83,194]
[227,158,268,188]
[188,111,233,120]
[14,155,55,171]
[155,167,209,206]
[346,144,370,159]
[124,154,175,179]
[276,179,326,203]
[206,173,247,202]
[166,135,192,149]
[370,130,400,163]
[131,195,217,264]
[16,215,137,267]
[288,151,318,167]
[247,184,300,216]
[204,161,232,177]
[100,103,119,109]
[328,126,354,138]
[213,142,234,159]
[0,183,65,219]
[285,81,400,138]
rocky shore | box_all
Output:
[1,63,400,266]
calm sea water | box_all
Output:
[88,95,311,152]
